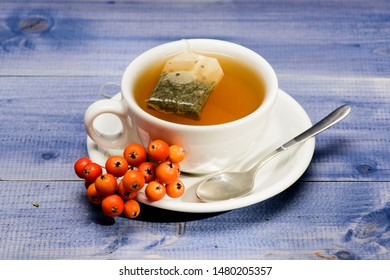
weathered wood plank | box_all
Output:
[1,75,389,181]
[0,0,389,76]
[0,180,389,259]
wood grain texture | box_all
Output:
[0,181,389,259]
[0,0,389,77]
[0,75,388,181]
[1,0,390,260]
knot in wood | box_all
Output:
[357,163,377,174]
[19,17,51,34]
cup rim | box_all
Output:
[121,38,278,132]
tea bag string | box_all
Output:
[183,39,198,60]
[99,82,121,98]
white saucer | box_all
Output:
[87,89,315,213]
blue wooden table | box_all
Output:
[1,0,389,260]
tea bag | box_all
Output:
[146,51,224,120]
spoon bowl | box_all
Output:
[196,173,256,201]
[196,104,351,202]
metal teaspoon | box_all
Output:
[196,104,351,202]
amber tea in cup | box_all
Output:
[134,53,266,126]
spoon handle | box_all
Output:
[282,104,351,150]
[249,104,351,175]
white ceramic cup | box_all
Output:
[84,39,278,174]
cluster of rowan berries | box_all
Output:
[74,139,185,218]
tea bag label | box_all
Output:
[146,52,224,120]
[163,53,223,84]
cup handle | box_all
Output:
[84,97,135,150]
